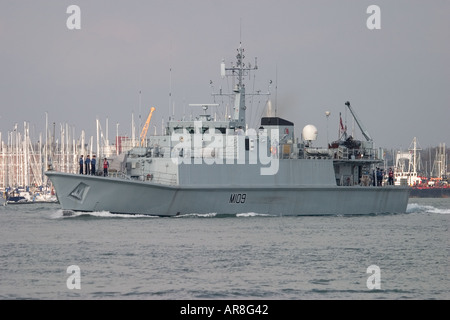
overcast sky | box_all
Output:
[1,0,449,150]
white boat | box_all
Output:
[3,188,58,205]
[394,137,423,186]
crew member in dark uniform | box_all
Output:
[79,155,84,174]
[91,155,96,175]
[85,155,91,175]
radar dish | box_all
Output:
[302,125,318,141]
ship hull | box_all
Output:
[409,187,450,198]
[46,171,410,216]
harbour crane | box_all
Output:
[140,107,155,146]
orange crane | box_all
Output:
[140,107,155,146]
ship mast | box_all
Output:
[219,43,259,129]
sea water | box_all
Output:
[0,198,448,300]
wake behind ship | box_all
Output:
[46,44,410,216]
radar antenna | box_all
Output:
[213,43,268,129]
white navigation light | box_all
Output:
[302,125,318,142]
[220,60,226,78]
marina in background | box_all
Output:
[391,138,449,197]
[0,116,137,205]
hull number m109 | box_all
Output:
[230,193,246,204]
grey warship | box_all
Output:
[46,44,410,216]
